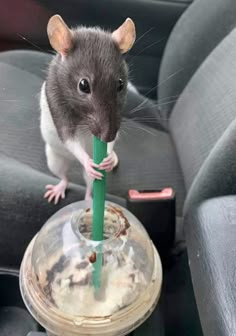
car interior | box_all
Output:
[0,0,236,335]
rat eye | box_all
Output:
[79,78,91,94]
[117,79,124,92]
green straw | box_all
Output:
[92,136,107,289]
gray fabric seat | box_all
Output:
[159,0,236,125]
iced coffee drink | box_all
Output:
[20,201,162,336]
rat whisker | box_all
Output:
[157,67,184,90]
[119,125,134,143]
[127,62,134,74]
[158,98,179,106]
[128,98,157,116]
[128,37,167,62]
[127,74,135,83]
[129,125,156,137]
[128,115,160,119]
[122,121,157,137]
[17,33,54,54]
[0,99,27,102]
[128,68,183,114]
[128,98,179,115]
[78,125,90,131]
[130,116,169,122]
[133,27,155,47]
[158,94,180,102]
[127,80,168,114]
[127,69,183,114]
[119,128,131,144]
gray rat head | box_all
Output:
[46,15,136,143]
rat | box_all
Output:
[40,15,136,204]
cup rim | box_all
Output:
[70,204,126,248]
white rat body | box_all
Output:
[40,15,135,204]
[40,82,117,202]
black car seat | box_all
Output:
[1,0,236,267]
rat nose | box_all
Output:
[90,127,114,143]
[100,128,117,143]
[89,115,118,142]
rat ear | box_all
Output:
[112,18,136,53]
[47,15,73,56]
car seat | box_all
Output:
[1,0,236,268]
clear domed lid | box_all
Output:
[30,201,155,319]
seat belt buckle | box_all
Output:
[128,188,174,200]
[127,188,176,262]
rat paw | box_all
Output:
[99,151,119,172]
[84,158,103,180]
[44,179,67,204]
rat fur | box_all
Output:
[40,19,135,203]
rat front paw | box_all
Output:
[84,158,103,180]
[99,151,119,172]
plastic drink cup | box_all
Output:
[20,201,162,336]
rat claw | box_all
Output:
[44,190,52,198]
[85,157,103,180]
[100,156,110,163]
[54,193,61,205]
[90,161,99,168]
[102,165,113,172]
[99,162,112,170]
[48,192,55,203]
[89,172,103,180]
[99,160,112,168]
[91,168,103,179]
[99,152,118,172]
[45,184,54,190]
